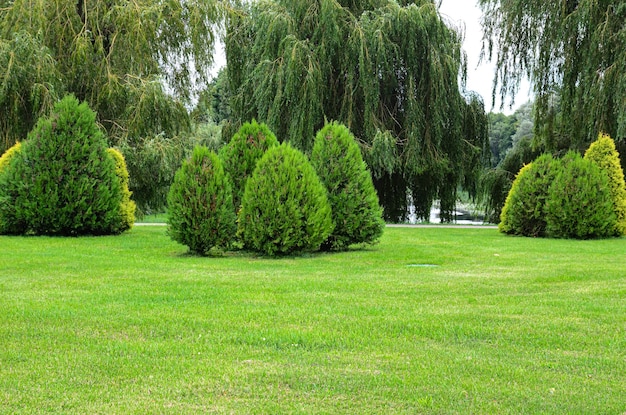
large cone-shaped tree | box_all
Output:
[0,95,123,236]
[225,0,489,222]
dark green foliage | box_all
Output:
[167,146,236,255]
[545,152,616,239]
[119,134,190,215]
[226,0,489,220]
[0,95,122,236]
[311,122,385,250]
[238,143,333,256]
[499,154,556,237]
[584,133,626,236]
[191,68,232,125]
[488,112,517,167]
[219,120,279,211]
[480,136,541,223]
[371,172,408,223]
[107,148,136,233]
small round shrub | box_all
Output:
[0,142,21,172]
[107,148,136,233]
[310,122,385,250]
[0,95,122,236]
[545,152,616,239]
[167,146,236,255]
[218,120,278,210]
[238,143,333,256]
[499,153,557,237]
[584,133,626,236]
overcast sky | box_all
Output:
[438,0,531,114]
[209,0,531,115]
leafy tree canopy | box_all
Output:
[226,0,489,222]
[0,0,222,151]
[480,0,626,154]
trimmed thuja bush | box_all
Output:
[107,148,136,233]
[499,153,556,237]
[0,95,123,236]
[545,152,616,239]
[310,122,385,250]
[584,133,626,236]
[499,151,619,239]
[219,120,278,211]
[238,143,333,256]
[167,146,236,255]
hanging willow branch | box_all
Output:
[226,0,488,221]
[480,0,626,153]
[0,0,222,148]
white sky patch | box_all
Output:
[439,0,531,114]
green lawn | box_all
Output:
[1,226,625,414]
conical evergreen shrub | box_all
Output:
[545,152,616,239]
[310,122,384,250]
[499,153,556,237]
[107,148,136,233]
[584,133,626,236]
[238,143,333,256]
[0,95,123,235]
[167,146,236,255]
[218,120,278,211]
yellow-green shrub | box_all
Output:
[107,148,136,233]
[238,143,333,256]
[584,133,626,236]
[0,141,21,171]
[499,154,556,237]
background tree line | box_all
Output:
[2,0,623,223]
[0,0,223,213]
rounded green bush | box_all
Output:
[310,122,385,250]
[499,153,556,237]
[238,143,333,256]
[218,120,279,211]
[107,148,136,233]
[167,146,236,255]
[584,133,626,236]
[0,95,123,236]
[545,152,617,239]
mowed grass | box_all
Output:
[0,227,625,414]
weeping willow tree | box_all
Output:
[0,0,222,146]
[480,0,626,159]
[0,0,222,210]
[225,0,488,222]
